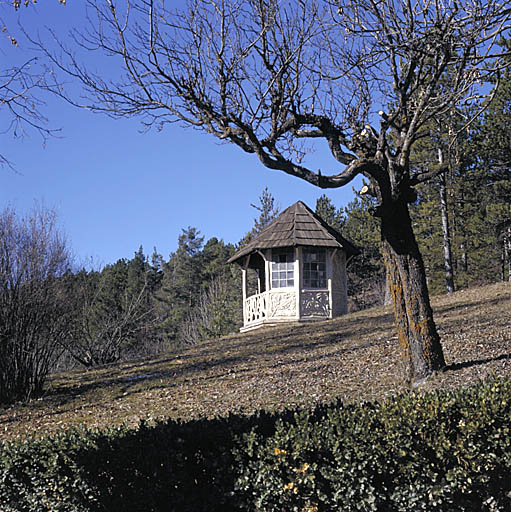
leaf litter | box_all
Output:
[1,282,510,442]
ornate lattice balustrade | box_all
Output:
[243,291,269,327]
[300,291,330,317]
[243,290,300,329]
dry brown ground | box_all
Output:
[1,282,510,442]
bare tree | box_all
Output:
[0,38,49,166]
[45,0,511,382]
[0,206,72,404]
[0,0,66,167]
[64,267,156,367]
[179,275,241,345]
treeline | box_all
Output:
[0,210,242,404]
[60,233,241,369]
[0,192,281,405]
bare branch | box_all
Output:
[0,1,66,166]
[35,0,511,196]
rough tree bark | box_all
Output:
[381,199,446,381]
[501,223,511,282]
[457,189,469,274]
[508,228,511,282]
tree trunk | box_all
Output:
[508,229,511,282]
[384,272,393,305]
[501,226,511,282]
[457,189,468,273]
[380,200,446,383]
[439,173,455,293]
[507,227,511,282]
[501,235,506,282]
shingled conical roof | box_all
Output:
[228,201,359,264]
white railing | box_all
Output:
[244,291,268,326]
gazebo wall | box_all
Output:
[266,247,299,320]
[299,247,331,319]
[331,250,348,316]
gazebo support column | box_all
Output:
[242,259,248,325]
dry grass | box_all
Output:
[1,282,510,442]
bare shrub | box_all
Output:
[179,276,241,346]
[0,206,72,404]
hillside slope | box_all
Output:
[1,282,510,442]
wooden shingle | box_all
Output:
[228,201,359,264]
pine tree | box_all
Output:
[154,227,205,345]
[342,194,385,309]
[472,43,511,281]
[200,237,235,285]
[179,237,242,345]
[315,194,345,232]
[239,188,281,248]
[174,227,204,308]
[148,247,164,293]
[127,245,147,298]
[251,186,280,234]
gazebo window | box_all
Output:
[271,248,295,288]
[303,248,327,288]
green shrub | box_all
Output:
[0,410,285,511]
[1,378,511,511]
[0,428,102,511]
[235,378,511,511]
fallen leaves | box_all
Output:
[1,282,510,442]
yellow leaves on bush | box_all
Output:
[282,482,298,493]
[293,462,310,474]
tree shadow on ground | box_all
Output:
[42,328,389,407]
[445,352,511,372]
[40,306,397,402]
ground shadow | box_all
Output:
[445,352,511,372]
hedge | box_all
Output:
[1,377,511,511]
[235,378,511,511]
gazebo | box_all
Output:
[228,201,359,332]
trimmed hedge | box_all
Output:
[0,410,285,511]
[1,378,511,511]
[235,378,511,511]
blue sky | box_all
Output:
[1,1,360,267]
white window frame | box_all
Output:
[271,247,295,288]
